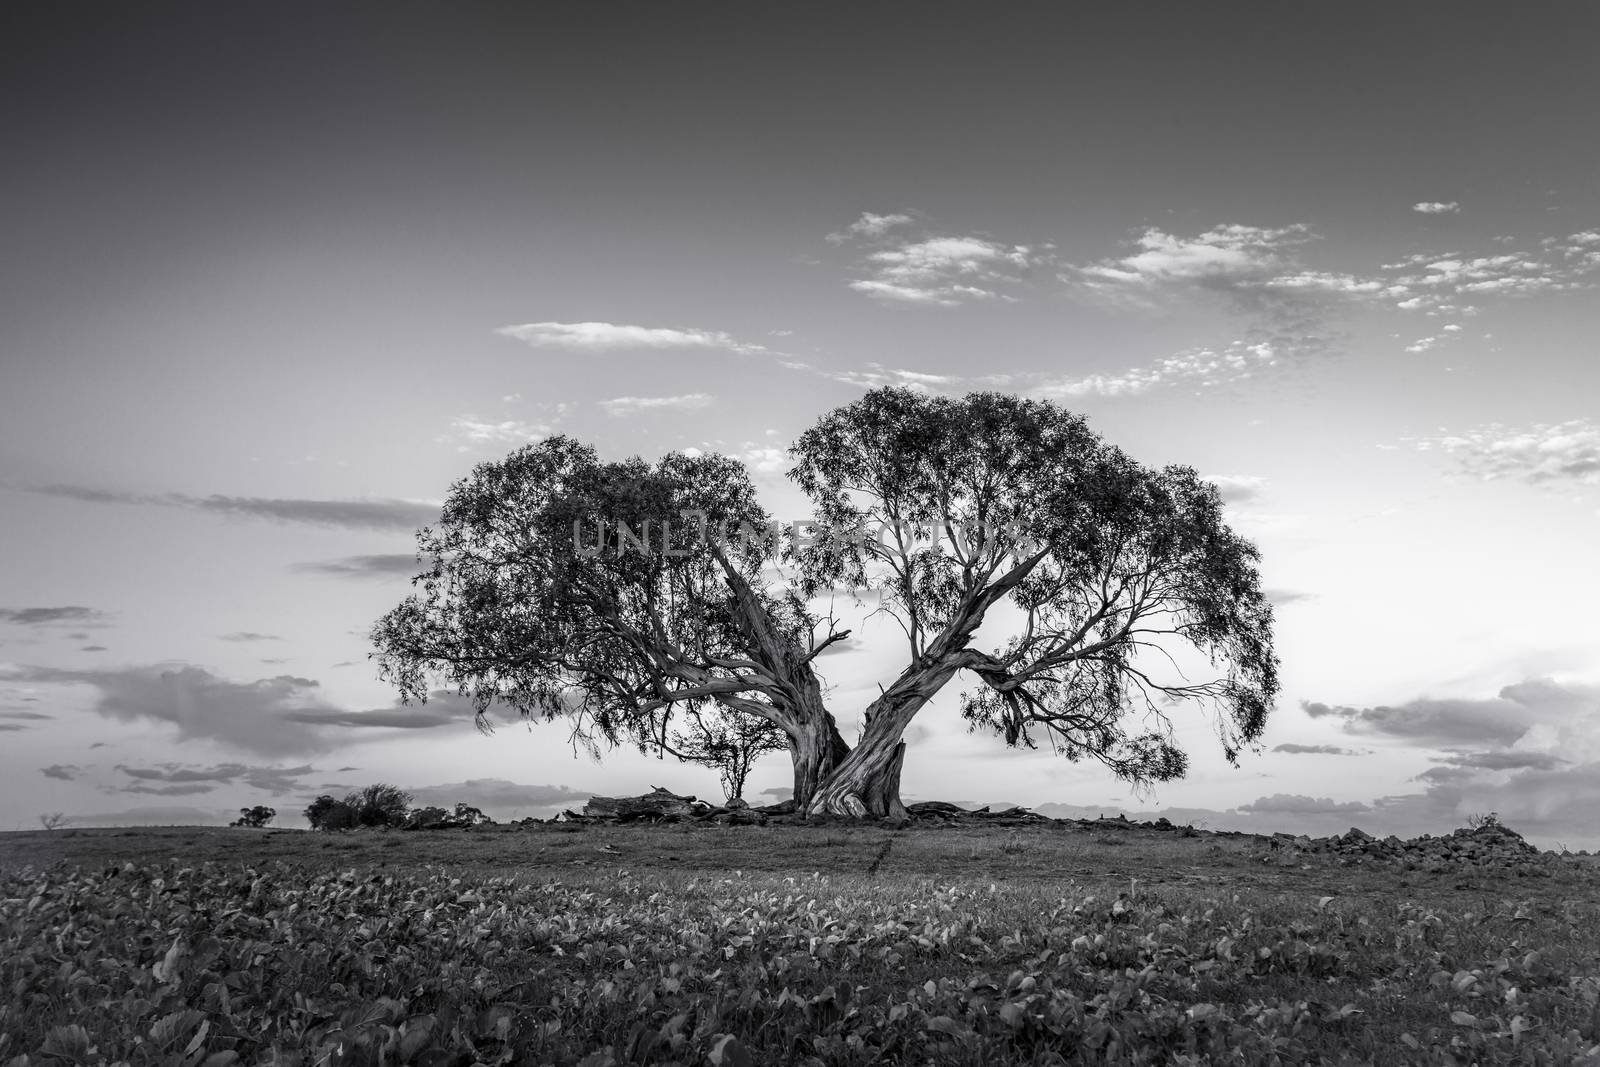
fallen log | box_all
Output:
[583,786,704,822]
[906,801,968,817]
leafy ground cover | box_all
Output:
[3,822,1599,1064]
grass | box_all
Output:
[3,821,1599,1065]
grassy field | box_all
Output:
[3,820,1599,1065]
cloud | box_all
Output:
[1,664,337,755]
[1266,589,1315,606]
[1074,224,1311,292]
[1271,743,1359,756]
[1035,339,1295,399]
[115,762,318,793]
[497,322,765,354]
[737,446,790,475]
[293,554,428,579]
[0,606,106,626]
[1304,677,1600,760]
[1413,201,1461,215]
[284,706,474,730]
[1205,474,1267,504]
[220,632,281,643]
[122,783,218,796]
[22,485,437,531]
[831,213,1041,306]
[0,711,53,721]
[1373,759,1600,848]
[599,394,714,417]
[1236,793,1370,814]
[0,663,508,757]
[440,417,552,449]
[826,212,917,243]
[407,779,593,819]
[41,764,79,780]
[1435,750,1567,771]
[1410,419,1600,487]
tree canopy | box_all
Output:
[373,389,1279,819]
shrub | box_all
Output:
[304,795,359,832]
[230,806,276,829]
[345,784,413,828]
[402,803,496,831]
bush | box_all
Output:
[230,806,276,829]
[304,795,359,832]
[402,803,496,831]
[345,784,413,828]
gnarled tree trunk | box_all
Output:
[790,704,851,812]
[807,652,974,818]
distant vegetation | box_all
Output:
[229,805,276,829]
[303,784,495,832]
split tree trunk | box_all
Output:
[806,649,981,819]
[790,708,851,812]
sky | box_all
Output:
[3,2,1599,847]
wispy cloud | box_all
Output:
[1236,793,1369,814]
[41,763,80,780]
[831,212,1042,306]
[1204,474,1267,504]
[440,416,552,449]
[1303,677,1600,753]
[0,606,105,627]
[1410,418,1600,486]
[1413,201,1461,215]
[293,554,426,579]
[825,212,917,243]
[1072,223,1312,295]
[21,485,437,531]
[1035,339,1293,399]
[220,632,281,643]
[0,665,492,757]
[497,321,767,354]
[736,445,790,475]
[115,762,317,794]
[598,393,714,417]
[1271,743,1359,756]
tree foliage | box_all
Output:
[371,439,848,794]
[230,805,276,829]
[791,390,1277,791]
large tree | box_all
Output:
[372,390,1278,819]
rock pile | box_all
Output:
[1267,822,1561,876]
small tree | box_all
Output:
[667,706,790,803]
[403,802,495,830]
[231,805,276,828]
[345,783,413,828]
[304,794,358,831]
[38,812,67,832]
[453,802,493,826]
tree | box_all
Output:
[669,705,791,803]
[304,794,358,831]
[231,805,276,828]
[345,783,413,828]
[373,390,1278,819]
